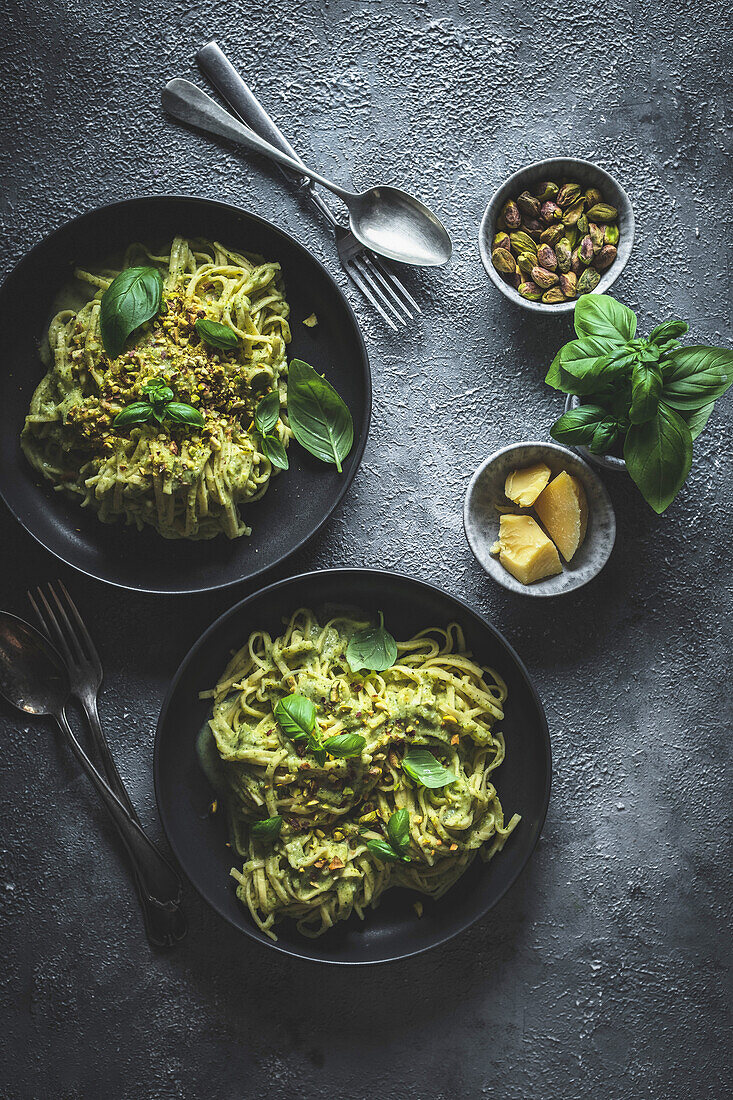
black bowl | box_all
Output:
[154,569,551,964]
[0,197,370,594]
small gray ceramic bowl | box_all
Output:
[563,395,627,471]
[464,441,616,597]
[478,158,634,315]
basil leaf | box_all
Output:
[195,318,239,351]
[402,748,457,789]
[629,361,663,425]
[545,350,564,391]
[550,404,614,448]
[250,816,283,842]
[113,401,155,427]
[100,266,163,359]
[275,694,316,741]
[324,733,366,758]
[661,346,733,411]
[588,419,620,454]
[259,433,289,471]
[555,340,622,395]
[366,838,401,863]
[311,745,327,766]
[287,359,354,473]
[649,319,689,344]
[573,294,637,344]
[387,808,410,855]
[681,401,715,441]
[346,611,398,673]
[624,404,692,514]
[142,379,174,404]
[254,391,280,435]
[164,402,205,427]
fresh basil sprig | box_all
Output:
[274,693,326,764]
[250,816,283,843]
[254,392,289,471]
[402,748,457,789]
[366,809,411,863]
[195,318,239,351]
[113,377,204,430]
[323,733,366,758]
[100,266,163,359]
[286,359,353,472]
[346,612,398,673]
[547,294,733,513]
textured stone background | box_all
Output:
[1,0,731,1097]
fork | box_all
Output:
[29,581,187,947]
[196,40,421,332]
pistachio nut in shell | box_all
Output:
[535,181,559,202]
[517,252,536,275]
[584,187,602,206]
[594,244,618,270]
[540,200,563,223]
[605,223,620,245]
[586,202,618,223]
[540,224,565,246]
[492,248,517,275]
[570,249,583,276]
[559,271,577,298]
[531,265,559,289]
[518,281,543,301]
[517,191,541,219]
[579,235,595,265]
[576,214,589,237]
[542,286,566,304]
[536,243,558,271]
[509,230,538,256]
[493,231,512,251]
[577,267,601,294]
[502,200,522,229]
[557,182,582,208]
[562,199,585,226]
[564,226,579,249]
[555,238,572,273]
[521,217,543,237]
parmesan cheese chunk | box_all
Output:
[534,470,588,562]
[504,462,551,507]
[496,514,562,585]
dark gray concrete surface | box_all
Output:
[1,1,731,1097]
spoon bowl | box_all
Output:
[349,186,452,266]
[0,612,69,716]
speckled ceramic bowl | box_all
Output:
[564,395,627,472]
[478,158,634,315]
[464,441,616,597]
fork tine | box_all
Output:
[356,255,413,320]
[47,583,86,665]
[29,587,75,666]
[350,256,408,327]
[368,254,422,314]
[343,261,401,331]
[57,580,103,678]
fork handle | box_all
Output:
[196,41,341,226]
[55,708,182,909]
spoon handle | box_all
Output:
[55,708,182,908]
[162,78,354,203]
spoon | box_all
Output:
[0,613,182,909]
[162,78,452,268]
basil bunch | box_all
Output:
[366,808,411,863]
[274,693,365,765]
[345,611,398,673]
[113,378,204,429]
[100,266,163,359]
[547,295,733,512]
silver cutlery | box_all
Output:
[28,581,186,946]
[162,78,452,269]
[196,40,421,331]
[0,610,184,943]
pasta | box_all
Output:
[21,237,291,539]
[199,608,521,939]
